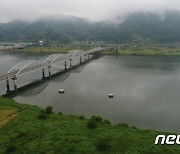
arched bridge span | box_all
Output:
[0,47,112,92]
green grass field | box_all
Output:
[10,46,180,56]
[101,46,180,56]
[12,46,92,54]
[0,97,179,153]
[118,47,180,56]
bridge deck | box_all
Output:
[0,71,19,80]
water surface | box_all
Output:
[1,52,180,132]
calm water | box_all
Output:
[1,52,180,132]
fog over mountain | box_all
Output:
[1,11,180,45]
[1,0,180,45]
[0,0,180,22]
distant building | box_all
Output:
[39,41,44,46]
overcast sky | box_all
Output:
[0,0,180,22]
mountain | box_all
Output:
[116,11,180,44]
[1,11,180,45]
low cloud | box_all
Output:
[0,0,180,22]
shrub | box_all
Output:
[118,122,129,127]
[38,111,48,119]
[16,131,27,138]
[46,106,53,113]
[132,126,138,129]
[91,115,103,122]
[104,119,111,125]
[79,115,85,119]
[58,112,62,115]
[87,119,97,129]
[96,139,110,151]
[5,144,17,153]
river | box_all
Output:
[1,52,180,132]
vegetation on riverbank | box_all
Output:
[119,46,180,56]
[101,46,180,56]
[12,46,92,54]
[0,97,179,153]
[4,46,180,56]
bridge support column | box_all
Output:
[84,55,86,61]
[12,75,17,91]
[6,77,10,92]
[88,54,90,60]
[42,68,45,78]
[48,66,51,77]
[70,59,72,68]
[65,61,67,70]
[80,56,82,64]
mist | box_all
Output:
[0,0,180,22]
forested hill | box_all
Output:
[1,11,180,45]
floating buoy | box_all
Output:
[59,89,65,94]
[108,93,114,98]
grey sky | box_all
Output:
[0,0,180,22]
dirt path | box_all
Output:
[0,108,28,127]
[0,112,17,127]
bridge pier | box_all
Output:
[70,59,72,68]
[88,54,90,60]
[91,53,93,59]
[48,66,51,77]
[42,68,45,78]
[80,56,82,64]
[6,77,10,92]
[84,55,86,61]
[12,75,17,91]
[65,61,67,70]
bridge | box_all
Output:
[0,47,111,92]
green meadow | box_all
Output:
[0,97,179,153]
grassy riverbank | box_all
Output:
[8,46,180,56]
[12,46,92,54]
[0,97,179,153]
[117,46,180,56]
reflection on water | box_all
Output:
[17,71,72,97]
[52,71,71,82]
[19,81,49,97]
[2,65,82,98]
[1,53,180,133]
[18,67,84,95]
